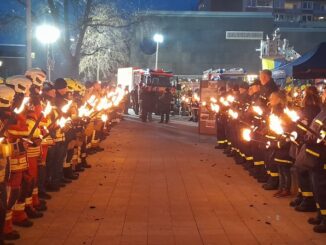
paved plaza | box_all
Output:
[16,118,326,245]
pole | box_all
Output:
[155,41,159,70]
[26,0,32,70]
[47,44,51,82]
[96,52,100,81]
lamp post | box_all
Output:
[153,34,164,70]
[36,24,60,82]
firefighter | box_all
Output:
[296,89,326,233]
[215,86,228,149]
[38,82,55,199]
[4,76,34,238]
[290,86,321,212]
[45,78,70,191]
[233,82,250,165]
[0,85,18,241]
[25,69,48,213]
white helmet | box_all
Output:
[0,84,15,108]
[25,68,46,87]
[6,75,33,94]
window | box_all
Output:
[274,0,283,8]
[302,14,313,22]
[302,1,313,10]
[257,0,273,7]
[247,0,257,7]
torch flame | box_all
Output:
[202,101,207,107]
[252,106,263,116]
[42,101,52,117]
[242,128,252,142]
[290,131,298,142]
[219,97,229,107]
[228,109,239,119]
[61,100,72,113]
[0,137,4,143]
[87,95,98,107]
[226,95,235,103]
[211,104,220,113]
[101,114,108,122]
[14,97,30,114]
[269,114,284,135]
[57,117,71,128]
[193,93,200,102]
[284,107,300,122]
[317,130,326,144]
[210,97,217,103]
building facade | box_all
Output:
[129,10,326,75]
[201,0,326,24]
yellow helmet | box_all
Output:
[25,68,46,87]
[65,78,85,93]
[75,80,85,93]
[6,75,33,94]
[0,84,15,108]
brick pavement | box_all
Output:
[16,118,326,245]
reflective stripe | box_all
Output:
[54,136,65,142]
[254,161,264,166]
[13,202,25,211]
[315,120,323,126]
[246,156,253,161]
[277,141,281,149]
[25,197,32,205]
[324,164,326,170]
[274,158,293,164]
[297,124,307,132]
[5,211,12,221]
[321,209,326,216]
[317,203,321,209]
[227,142,231,146]
[9,156,28,171]
[302,192,313,197]
[265,135,276,140]
[27,146,41,158]
[298,188,302,193]
[305,148,320,158]
[0,168,5,183]
[63,161,71,168]
[270,172,279,177]
[217,140,227,144]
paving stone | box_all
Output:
[15,119,326,245]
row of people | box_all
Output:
[211,69,326,233]
[0,70,124,244]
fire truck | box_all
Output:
[117,67,174,114]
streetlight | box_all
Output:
[153,33,164,70]
[36,24,60,82]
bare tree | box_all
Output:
[0,0,138,78]
[47,0,138,79]
[79,3,131,81]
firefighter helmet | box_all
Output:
[25,68,46,87]
[0,84,15,108]
[6,75,33,94]
[65,78,85,93]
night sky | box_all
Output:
[0,0,199,43]
[130,0,199,11]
